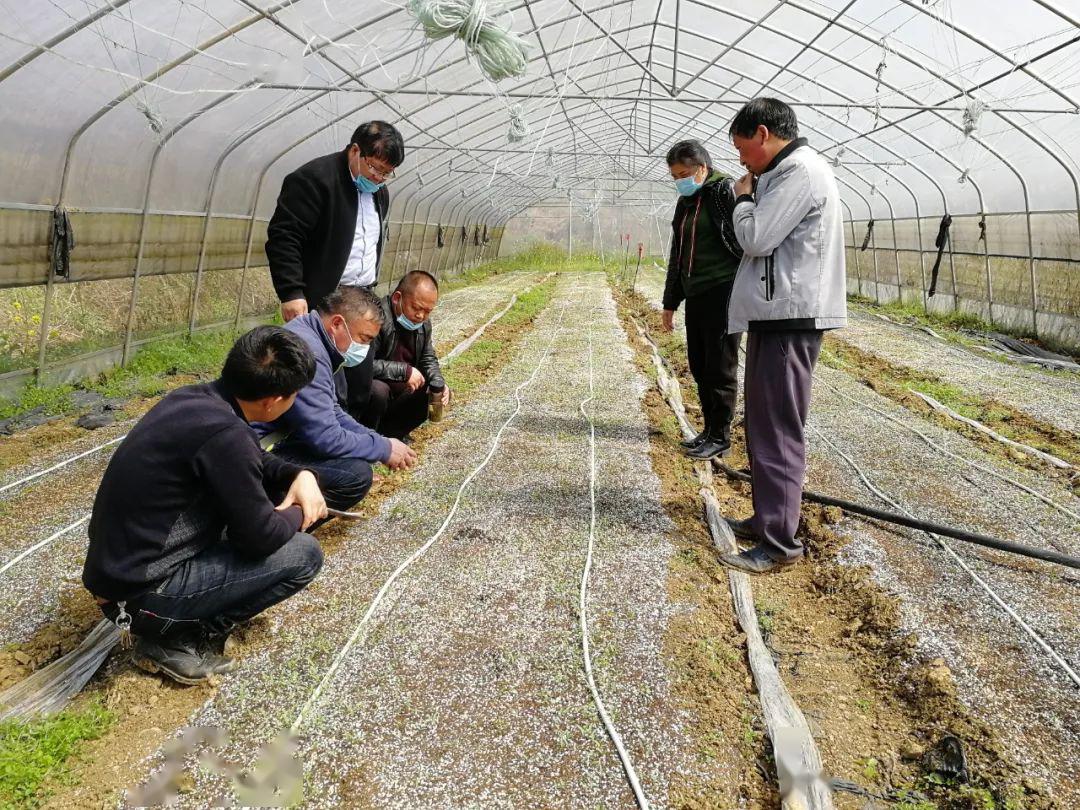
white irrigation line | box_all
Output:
[0,515,90,577]
[577,318,651,810]
[444,273,554,364]
[0,435,127,497]
[0,287,542,582]
[291,303,569,731]
[809,424,1080,689]
[811,372,1080,525]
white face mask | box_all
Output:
[342,339,369,367]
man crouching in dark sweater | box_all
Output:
[83,326,327,685]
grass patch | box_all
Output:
[825,337,1080,472]
[0,325,267,421]
[0,699,116,808]
[443,279,557,399]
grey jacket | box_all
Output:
[729,138,847,333]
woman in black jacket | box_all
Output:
[661,140,744,460]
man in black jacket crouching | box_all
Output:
[83,326,328,685]
[359,270,450,441]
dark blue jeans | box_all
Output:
[271,446,374,512]
[115,532,323,639]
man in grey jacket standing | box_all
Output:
[720,98,846,574]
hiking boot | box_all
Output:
[718,544,798,575]
[724,517,758,542]
[685,437,731,460]
[679,429,709,449]
[133,634,237,686]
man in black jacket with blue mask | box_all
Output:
[266,121,405,418]
[359,271,450,442]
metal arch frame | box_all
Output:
[414,33,944,233]
[373,11,981,224]
[0,0,135,83]
[5,0,1078,366]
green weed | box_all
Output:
[0,699,116,807]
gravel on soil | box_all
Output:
[0,271,548,658]
[635,263,1080,802]
[836,307,1080,435]
[139,273,721,808]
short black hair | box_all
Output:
[317,285,385,324]
[350,121,405,167]
[221,326,315,401]
[395,270,439,297]
[666,139,712,170]
[728,98,799,141]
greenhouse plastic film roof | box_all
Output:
[2,0,1080,235]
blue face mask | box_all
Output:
[354,173,384,194]
[674,174,705,197]
[342,339,370,367]
[396,312,423,331]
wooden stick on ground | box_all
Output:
[912,391,1072,469]
[631,319,833,810]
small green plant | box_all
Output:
[0,698,116,807]
[859,756,880,782]
[855,697,873,712]
[754,598,781,637]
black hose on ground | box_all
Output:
[714,462,1080,570]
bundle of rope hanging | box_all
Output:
[507,104,529,142]
[408,0,529,81]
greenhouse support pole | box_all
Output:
[947,237,959,313]
[232,213,259,331]
[981,213,994,327]
[567,197,573,260]
[870,221,880,304]
[33,265,58,385]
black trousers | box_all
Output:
[684,281,741,442]
[358,380,430,440]
[101,532,323,640]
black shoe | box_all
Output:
[718,544,798,575]
[724,517,757,542]
[685,437,731,460]
[679,430,710,449]
[132,634,237,686]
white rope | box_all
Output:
[810,373,1080,525]
[577,316,651,809]
[0,516,89,578]
[407,0,528,82]
[292,303,569,731]
[809,424,1080,688]
[0,435,126,497]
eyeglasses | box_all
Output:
[354,147,396,182]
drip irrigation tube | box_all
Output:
[714,463,1080,571]
[0,277,545,582]
[0,434,127,497]
[578,317,650,809]
[292,303,569,731]
[806,425,1080,689]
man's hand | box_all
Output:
[281,298,308,322]
[276,470,326,531]
[386,438,418,471]
[405,366,425,393]
[440,386,451,406]
[734,173,754,198]
[661,309,676,332]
